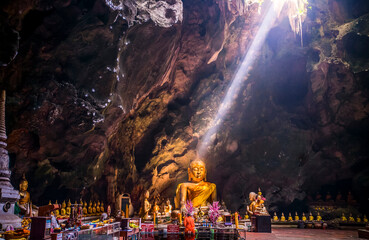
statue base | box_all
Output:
[0,186,21,230]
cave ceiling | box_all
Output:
[1,0,369,213]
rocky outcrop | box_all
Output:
[1,0,369,215]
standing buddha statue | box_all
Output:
[140,190,151,220]
[175,159,216,212]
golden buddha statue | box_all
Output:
[18,174,31,214]
[363,215,368,223]
[92,202,97,215]
[349,213,355,222]
[66,199,71,215]
[294,212,299,221]
[281,213,286,222]
[341,213,347,222]
[273,212,278,221]
[140,190,151,220]
[88,201,93,215]
[254,194,268,215]
[247,192,257,216]
[356,216,361,223]
[316,212,322,221]
[309,212,314,221]
[100,202,104,213]
[175,159,216,211]
[83,201,88,215]
[97,201,101,213]
[287,213,293,221]
[302,213,307,221]
[164,199,172,216]
[55,200,60,216]
[61,200,67,216]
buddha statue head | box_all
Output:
[188,159,207,183]
[19,174,28,192]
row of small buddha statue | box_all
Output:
[272,212,322,222]
[340,213,368,223]
[50,200,105,217]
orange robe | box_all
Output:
[184,216,195,234]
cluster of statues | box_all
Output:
[51,200,105,217]
[246,188,269,217]
[273,212,322,222]
[340,213,368,223]
[140,190,173,220]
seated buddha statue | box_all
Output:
[83,201,88,215]
[164,199,172,216]
[88,201,93,215]
[97,200,101,213]
[66,200,72,215]
[175,159,217,212]
[100,202,105,213]
[18,174,31,215]
[92,202,97,215]
[61,201,67,216]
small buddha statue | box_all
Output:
[317,212,322,221]
[357,216,361,223]
[175,159,216,212]
[152,199,160,214]
[83,201,88,215]
[294,212,299,221]
[92,202,97,215]
[49,200,52,205]
[302,213,307,221]
[140,190,151,220]
[347,192,357,205]
[348,213,355,222]
[61,200,67,216]
[55,200,60,216]
[273,212,279,221]
[88,201,93,215]
[341,213,347,222]
[97,201,101,213]
[18,174,31,215]
[287,213,293,221]
[247,192,257,216]
[363,215,368,223]
[244,214,249,220]
[254,194,268,215]
[100,202,104,213]
[164,199,172,216]
[309,212,314,221]
[280,213,286,222]
[66,199,72,215]
[325,192,332,202]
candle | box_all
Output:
[179,212,182,225]
[153,212,156,225]
[235,212,239,229]
[126,204,129,218]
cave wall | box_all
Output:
[1,0,369,214]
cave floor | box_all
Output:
[244,228,361,239]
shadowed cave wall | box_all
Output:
[1,0,369,215]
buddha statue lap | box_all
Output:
[175,159,217,212]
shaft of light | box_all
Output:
[197,0,285,158]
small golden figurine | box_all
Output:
[164,199,172,216]
[281,213,286,222]
[348,213,355,222]
[55,200,60,216]
[316,212,322,221]
[341,213,347,222]
[66,199,72,215]
[88,201,93,215]
[288,213,293,221]
[92,202,97,215]
[97,201,101,213]
[302,213,307,221]
[273,212,279,221]
[18,174,31,215]
[309,212,314,221]
[61,201,66,216]
[357,216,361,223]
[100,202,104,213]
[83,201,88,215]
[140,190,151,220]
[295,212,299,221]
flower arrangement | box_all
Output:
[185,200,194,216]
[208,201,220,224]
